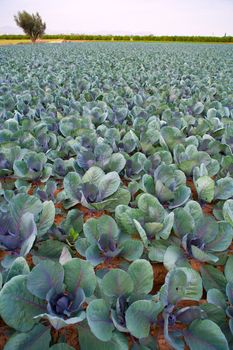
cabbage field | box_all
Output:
[0,42,233,350]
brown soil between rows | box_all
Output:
[51,325,80,349]
[0,319,10,349]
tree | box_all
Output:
[14,11,46,43]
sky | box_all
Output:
[0,0,233,36]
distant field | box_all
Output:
[1,39,233,46]
[0,39,65,45]
[0,34,233,44]
[0,39,30,45]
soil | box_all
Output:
[25,253,34,268]
[95,256,124,272]
[152,263,168,292]
[0,319,11,349]
[186,178,198,200]
[0,251,8,261]
[189,259,202,272]
[51,325,80,349]
[54,214,65,226]
[202,203,214,216]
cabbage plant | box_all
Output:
[115,193,174,251]
[159,267,229,350]
[76,215,143,266]
[0,257,96,331]
[62,166,130,210]
[142,163,191,208]
[0,193,55,258]
[193,164,233,203]
[87,259,163,341]
[163,203,233,269]
[174,144,219,176]
[13,151,52,182]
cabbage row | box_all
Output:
[0,42,233,350]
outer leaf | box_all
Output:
[207,289,226,309]
[10,193,42,224]
[226,282,233,304]
[184,201,203,223]
[37,201,55,236]
[35,312,85,330]
[133,219,149,247]
[148,240,170,262]
[176,306,207,324]
[215,177,233,200]
[225,256,233,283]
[87,299,114,341]
[50,344,75,350]
[62,209,83,235]
[183,319,229,350]
[164,268,202,305]
[200,265,226,293]
[223,199,233,227]
[200,303,226,326]
[97,215,119,240]
[98,172,120,199]
[163,312,184,350]
[159,212,174,239]
[128,259,153,295]
[108,153,126,173]
[115,205,142,235]
[59,247,72,265]
[83,217,99,243]
[191,246,218,263]
[169,186,191,209]
[195,176,215,203]
[120,239,144,261]
[63,172,82,198]
[173,208,194,238]
[33,240,67,263]
[206,221,233,252]
[86,244,105,266]
[193,102,204,115]
[138,194,165,222]
[101,269,134,297]
[0,275,46,332]
[82,166,105,184]
[91,188,130,211]
[5,257,30,283]
[201,265,226,293]
[164,245,189,270]
[27,260,64,299]
[75,238,89,256]
[79,325,128,350]
[63,258,96,297]
[126,301,163,338]
[4,324,51,350]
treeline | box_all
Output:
[1,34,233,42]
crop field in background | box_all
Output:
[0,42,233,350]
[1,34,233,43]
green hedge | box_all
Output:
[0,34,233,42]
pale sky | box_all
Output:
[0,0,233,36]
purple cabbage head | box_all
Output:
[0,211,37,256]
[114,296,129,328]
[97,234,120,258]
[46,287,85,318]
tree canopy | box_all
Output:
[14,11,46,42]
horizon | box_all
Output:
[0,0,233,36]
